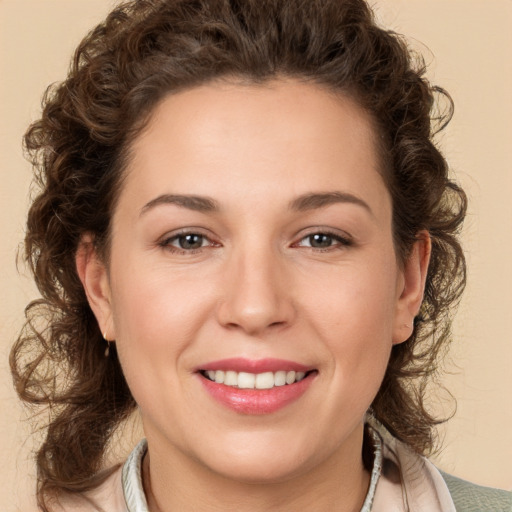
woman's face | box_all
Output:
[84,80,425,483]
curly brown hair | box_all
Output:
[11,0,466,508]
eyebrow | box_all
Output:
[289,192,373,215]
[139,191,372,217]
[140,194,220,216]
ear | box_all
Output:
[76,234,116,340]
[392,231,431,345]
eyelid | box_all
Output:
[156,226,353,253]
[292,227,354,248]
[158,227,221,252]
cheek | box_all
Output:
[299,256,398,398]
[107,262,217,387]
[112,275,211,347]
[300,254,399,337]
[107,274,213,423]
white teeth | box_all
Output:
[285,371,296,385]
[255,372,274,389]
[224,370,238,386]
[274,371,287,387]
[295,371,306,382]
[204,369,310,389]
[237,372,255,389]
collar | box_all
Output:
[120,421,454,512]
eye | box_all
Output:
[160,232,215,252]
[174,233,206,250]
[305,233,335,248]
[295,231,352,250]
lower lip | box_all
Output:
[198,373,315,414]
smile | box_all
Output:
[197,358,317,414]
[201,370,308,389]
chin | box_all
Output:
[190,430,326,484]
[206,453,313,485]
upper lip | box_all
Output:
[197,357,313,373]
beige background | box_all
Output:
[1,0,511,509]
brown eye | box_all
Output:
[176,234,205,250]
[308,233,334,248]
[161,232,211,252]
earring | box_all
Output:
[103,331,111,357]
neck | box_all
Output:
[143,427,371,512]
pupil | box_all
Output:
[179,234,203,249]
[310,234,332,247]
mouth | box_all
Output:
[199,369,314,389]
[196,358,318,414]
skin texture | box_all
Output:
[77,80,430,511]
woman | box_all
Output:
[10,0,511,510]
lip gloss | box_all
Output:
[196,358,316,414]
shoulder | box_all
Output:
[440,471,512,512]
[368,417,511,512]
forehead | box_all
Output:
[121,79,389,217]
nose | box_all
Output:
[216,246,295,336]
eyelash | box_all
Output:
[158,229,353,254]
[293,230,353,251]
[158,230,218,254]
